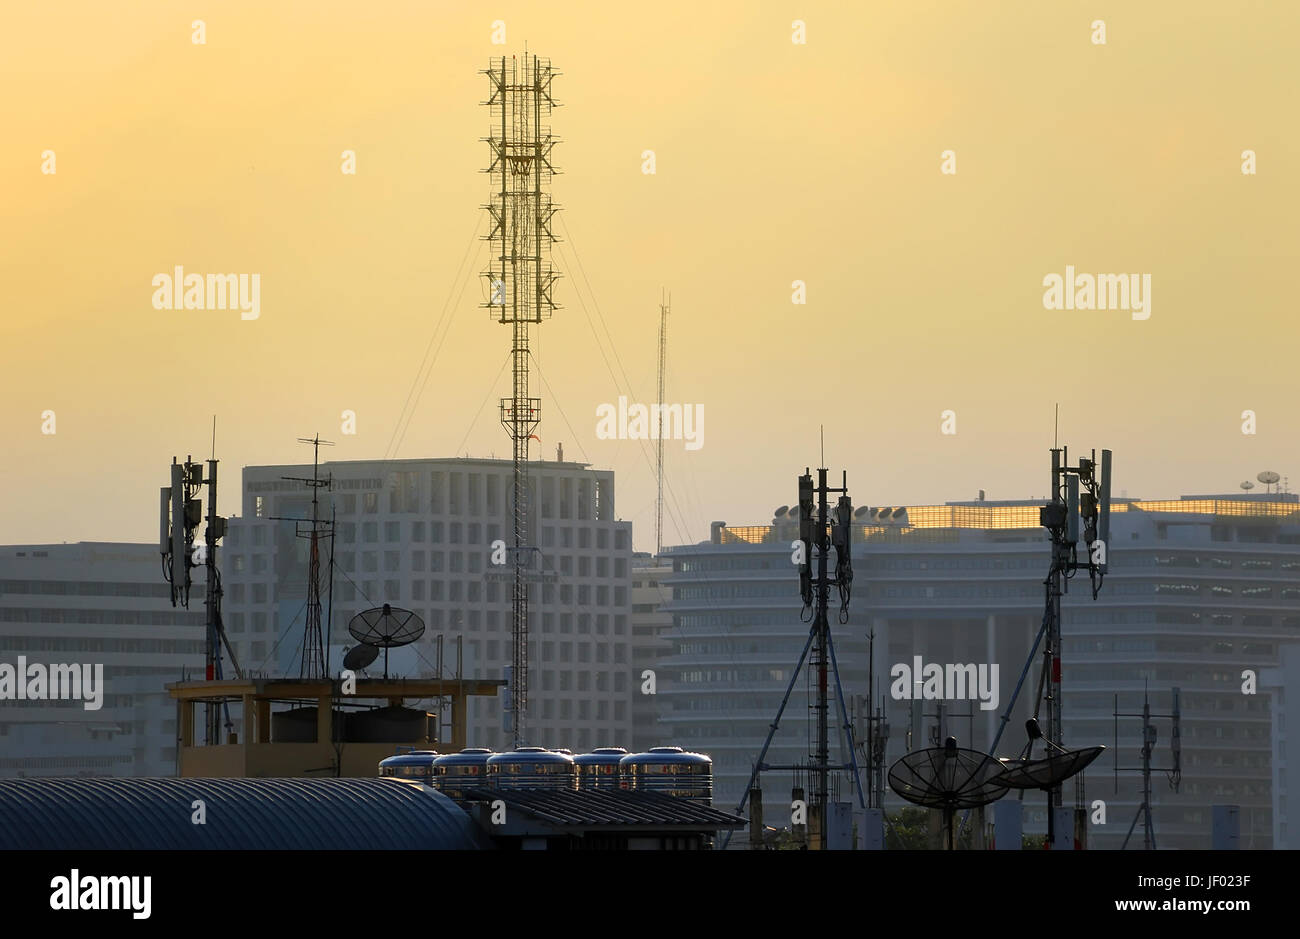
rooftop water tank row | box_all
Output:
[380,746,713,804]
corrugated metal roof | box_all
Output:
[0,777,488,850]
[462,787,746,829]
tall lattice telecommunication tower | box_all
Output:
[482,53,561,746]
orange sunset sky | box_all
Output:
[2,1,1298,551]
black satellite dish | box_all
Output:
[347,604,425,679]
[888,736,1008,849]
[774,505,790,518]
[991,718,1105,847]
[343,643,379,672]
[994,747,1105,790]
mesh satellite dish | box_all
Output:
[1258,470,1280,494]
[888,737,1008,849]
[343,643,379,673]
[994,747,1104,790]
[1240,481,1255,492]
[991,718,1105,848]
[348,604,425,679]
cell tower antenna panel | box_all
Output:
[483,53,560,747]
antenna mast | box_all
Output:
[483,52,560,746]
[272,435,334,679]
[656,289,669,556]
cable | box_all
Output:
[529,351,591,465]
[381,212,484,463]
[453,351,513,457]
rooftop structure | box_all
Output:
[167,676,504,778]
[660,493,1300,848]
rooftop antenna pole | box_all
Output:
[483,50,560,747]
[722,461,865,848]
[159,442,240,744]
[656,289,669,557]
[1115,685,1181,850]
[271,434,334,679]
[959,442,1114,845]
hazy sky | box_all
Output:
[2,1,1297,553]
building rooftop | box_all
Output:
[0,777,487,850]
[462,787,745,831]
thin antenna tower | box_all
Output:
[656,289,669,556]
[1114,685,1181,850]
[159,449,241,745]
[723,462,866,849]
[483,52,561,746]
[271,435,334,679]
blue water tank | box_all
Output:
[487,747,577,790]
[619,746,713,804]
[431,748,494,799]
[378,750,439,784]
[574,747,628,791]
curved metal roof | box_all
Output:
[0,777,488,850]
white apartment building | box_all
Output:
[0,542,206,776]
[223,456,636,752]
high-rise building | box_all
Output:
[0,542,206,777]
[1261,642,1300,849]
[223,456,636,752]
[660,494,1300,848]
[630,553,673,750]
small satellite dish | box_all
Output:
[343,643,379,671]
[993,746,1105,791]
[1241,481,1255,491]
[892,507,908,519]
[348,604,425,679]
[788,506,800,520]
[876,507,892,520]
[853,505,871,519]
[773,505,789,518]
[992,718,1106,847]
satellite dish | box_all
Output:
[774,505,789,518]
[876,507,892,520]
[348,604,425,679]
[1258,471,1280,490]
[343,643,379,672]
[1241,481,1255,492]
[853,505,871,519]
[892,507,908,519]
[788,506,800,520]
[888,737,1007,850]
[992,719,1106,847]
[992,746,1105,791]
